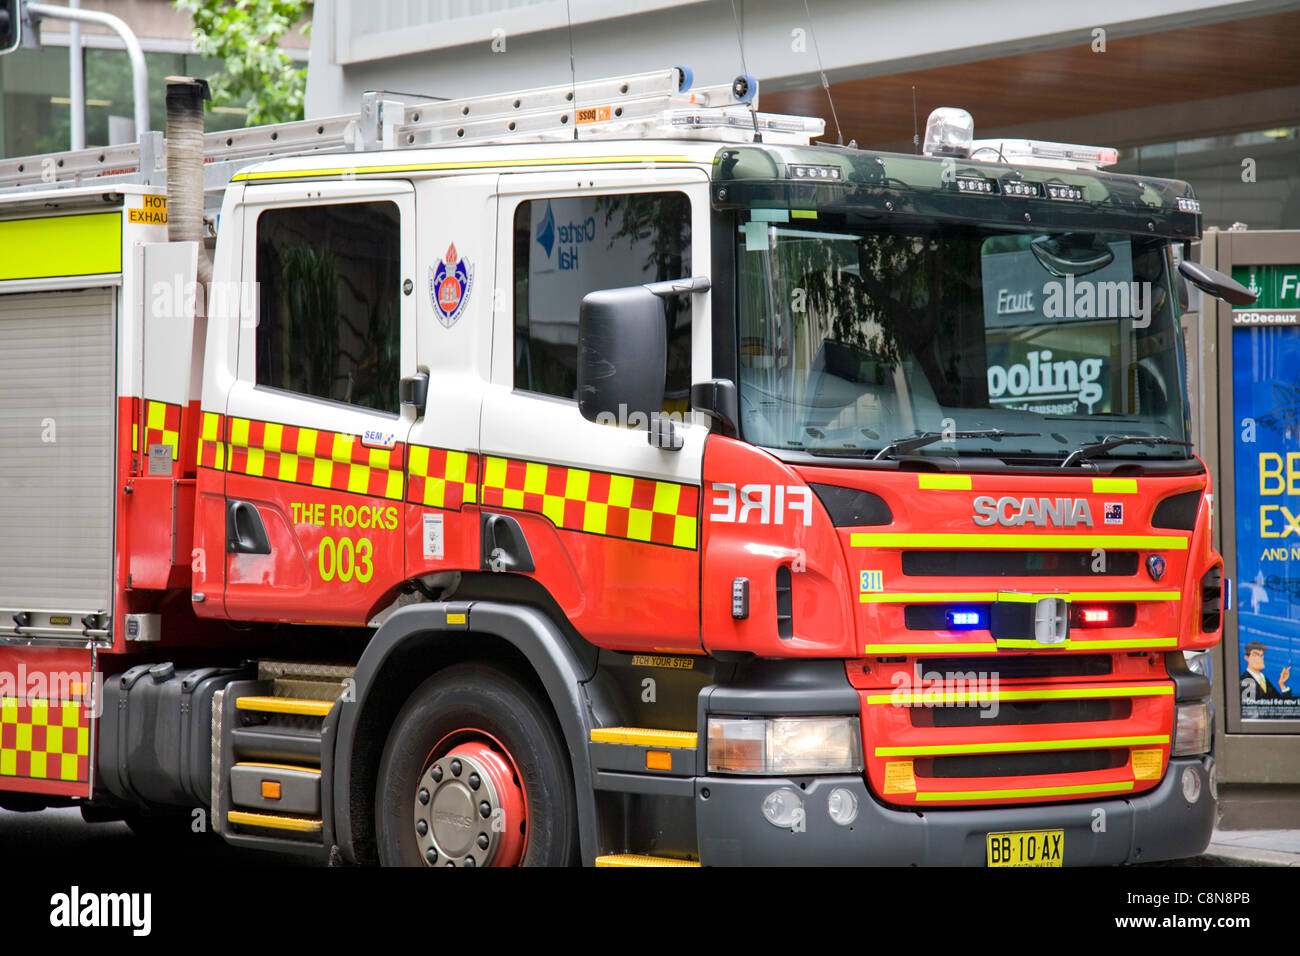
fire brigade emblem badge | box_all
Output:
[430,243,473,328]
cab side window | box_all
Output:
[512,192,691,410]
[256,201,401,414]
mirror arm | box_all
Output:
[645,276,712,298]
[690,379,739,437]
[1178,259,1257,306]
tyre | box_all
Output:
[376,663,578,867]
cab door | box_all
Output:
[479,170,712,653]
[222,181,417,624]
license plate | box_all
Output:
[986,829,1064,867]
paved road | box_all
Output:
[2,806,1257,867]
[0,806,313,866]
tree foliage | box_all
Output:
[176,0,309,126]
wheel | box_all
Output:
[376,663,578,867]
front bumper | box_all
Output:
[694,755,1215,866]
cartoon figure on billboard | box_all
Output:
[1240,642,1296,717]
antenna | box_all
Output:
[801,0,842,145]
[727,0,763,143]
[564,0,578,140]
[911,85,919,154]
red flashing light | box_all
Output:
[1080,608,1111,625]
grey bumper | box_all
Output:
[695,756,1215,866]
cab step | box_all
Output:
[212,662,353,858]
[589,727,699,784]
[227,810,323,835]
[589,727,698,747]
[235,696,333,717]
[594,854,700,867]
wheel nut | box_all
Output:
[479,801,491,818]
[431,766,443,782]
[477,833,489,849]
[469,773,481,790]
[418,788,430,805]
[417,819,428,836]
[450,759,462,776]
[425,848,438,863]
[463,857,476,867]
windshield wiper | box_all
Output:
[873,429,1040,461]
[1061,434,1192,468]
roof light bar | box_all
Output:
[666,108,825,137]
[969,137,1118,171]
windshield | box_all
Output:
[735,215,1190,462]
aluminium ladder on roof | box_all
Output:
[0,67,823,196]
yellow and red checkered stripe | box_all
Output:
[224,417,405,500]
[194,412,700,549]
[0,698,90,783]
[407,446,478,511]
[480,456,699,549]
[143,400,182,461]
[198,410,225,470]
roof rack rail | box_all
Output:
[0,67,824,195]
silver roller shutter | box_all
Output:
[0,288,115,615]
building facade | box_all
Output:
[0,0,309,157]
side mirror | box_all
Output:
[577,285,669,427]
[399,370,429,414]
[0,1,22,56]
[1179,260,1257,306]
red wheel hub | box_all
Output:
[412,730,528,867]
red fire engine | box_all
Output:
[0,68,1252,865]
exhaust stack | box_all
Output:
[164,76,211,285]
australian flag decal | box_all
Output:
[430,242,473,328]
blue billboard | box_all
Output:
[1232,324,1300,720]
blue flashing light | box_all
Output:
[947,609,983,629]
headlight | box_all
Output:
[707,716,862,774]
[1172,701,1211,756]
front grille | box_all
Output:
[914,749,1128,778]
[901,550,1138,577]
[910,698,1131,728]
[920,654,1112,679]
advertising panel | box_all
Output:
[1231,317,1300,720]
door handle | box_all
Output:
[480,513,535,573]
[226,500,271,555]
[400,371,429,415]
